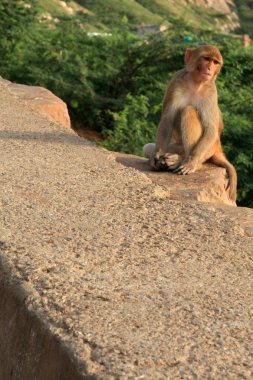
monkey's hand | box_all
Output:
[173,158,200,175]
[151,154,180,171]
[150,155,168,170]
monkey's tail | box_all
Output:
[210,153,237,202]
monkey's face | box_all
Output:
[185,45,223,82]
[197,55,221,82]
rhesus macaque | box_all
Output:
[143,44,237,202]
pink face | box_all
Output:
[197,56,220,81]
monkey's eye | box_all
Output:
[203,56,220,65]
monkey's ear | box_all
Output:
[185,48,193,64]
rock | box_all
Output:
[1,82,253,379]
[182,0,236,14]
[0,77,70,129]
[114,153,236,206]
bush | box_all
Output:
[101,94,155,155]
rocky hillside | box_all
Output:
[36,0,242,34]
[184,0,235,13]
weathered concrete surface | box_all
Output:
[1,85,253,379]
[0,76,71,129]
[114,153,236,206]
[0,280,84,380]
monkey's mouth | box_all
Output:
[201,72,212,77]
[197,67,212,77]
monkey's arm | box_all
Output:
[151,73,186,170]
[155,113,174,156]
[155,78,178,157]
[150,112,174,169]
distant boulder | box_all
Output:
[0,77,71,129]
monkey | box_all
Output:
[143,44,237,202]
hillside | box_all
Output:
[36,0,242,33]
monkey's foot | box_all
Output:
[164,154,181,167]
[173,160,199,175]
[163,155,183,171]
[154,153,181,170]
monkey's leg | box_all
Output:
[173,106,202,174]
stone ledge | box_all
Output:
[114,153,236,206]
[0,280,84,380]
[1,80,253,379]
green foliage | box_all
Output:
[216,45,253,207]
[0,0,37,65]
[101,94,155,155]
[234,0,253,36]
